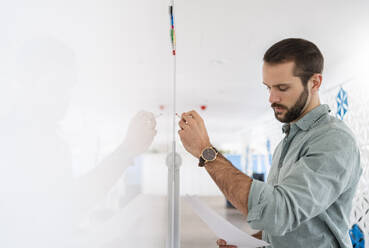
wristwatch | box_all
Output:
[198,146,218,167]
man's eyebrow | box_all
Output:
[275,84,290,87]
[263,82,291,87]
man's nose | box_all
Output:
[269,89,281,104]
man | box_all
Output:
[178,38,362,247]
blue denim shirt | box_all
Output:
[247,104,362,248]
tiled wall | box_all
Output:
[321,77,369,240]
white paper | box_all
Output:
[184,195,269,248]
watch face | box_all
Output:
[202,148,216,161]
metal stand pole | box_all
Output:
[167,151,181,248]
[167,2,180,248]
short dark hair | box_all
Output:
[263,38,324,86]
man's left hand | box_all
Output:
[178,110,211,158]
[216,239,237,248]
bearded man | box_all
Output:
[178,38,362,248]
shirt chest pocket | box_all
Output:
[277,160,297,184]
[277,145,306,182]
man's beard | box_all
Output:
[272,86,309,123]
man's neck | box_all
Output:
[291,98,321,124]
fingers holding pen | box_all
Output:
[181,112,195,126]
[178,118,189,130]
[176,113,194,128]
[176,111,204,132]
[185,110,203,123]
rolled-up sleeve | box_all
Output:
[246,129,359,236]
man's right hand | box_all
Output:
[216,239,237,248]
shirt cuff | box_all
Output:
[247,179,268,225]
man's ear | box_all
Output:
[310,74,322,93]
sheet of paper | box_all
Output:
[184,195,269,248]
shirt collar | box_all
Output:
[281,104,331,134]
[295,104,331,131]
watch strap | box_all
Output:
[199,156,206,167]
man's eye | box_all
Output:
[278,87,289,91]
